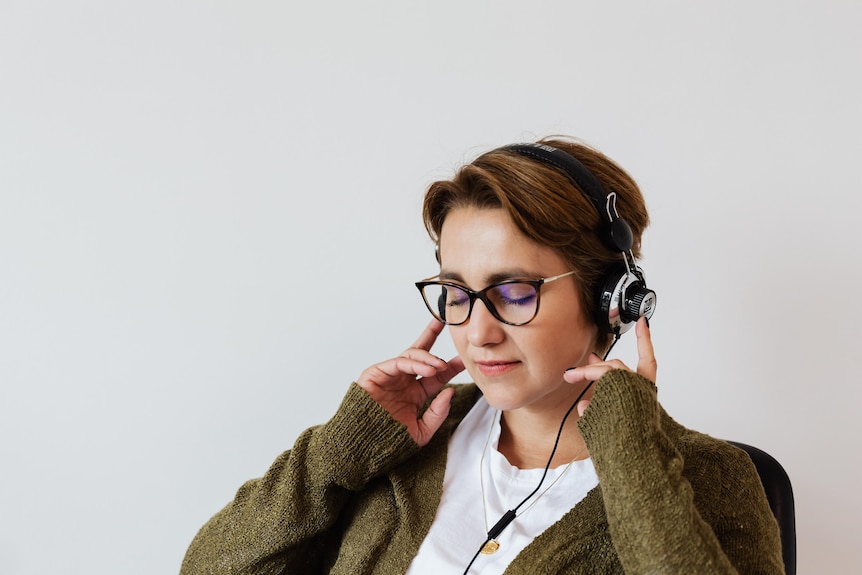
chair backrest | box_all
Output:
[727,441,796,575]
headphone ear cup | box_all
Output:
[597,264,629,334]
[597,264,656,335]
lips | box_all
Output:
[474,360,521,376]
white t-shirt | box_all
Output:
[406,397,599,575]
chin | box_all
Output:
[474,383,533,412]
[479,378,575,413]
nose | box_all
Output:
[466,299,505,347]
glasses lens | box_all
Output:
[486,282,539,325]
[422,284,471,324]
[419,281,540,325]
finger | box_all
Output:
[414,355,465,400]
[565,364,614,384]
[576,397,591,418]
[563,355,629,384]
[435,355,465,384]
[411,318,446,351]
[400,346,448,370]
[563,365,587,384]
[364,356,442,387]
[392,356,447,379]
[562,352,601,383]
[415,386,455,447]
[635,317,658,381]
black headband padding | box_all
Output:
[502,143,633,253]
[502,143,608,217]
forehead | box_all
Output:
[438,207,567,283]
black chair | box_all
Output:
[727,441,796,575]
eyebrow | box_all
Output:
[438,268,543,287]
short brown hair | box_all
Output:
[422,137,650,350]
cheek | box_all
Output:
[447,325,469,354]
[537,315,599,365]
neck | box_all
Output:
[497,402,589,469]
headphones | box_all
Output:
[502,142,657,335]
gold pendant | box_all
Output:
[481,539,500,555]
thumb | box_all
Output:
[415,387,455,446]
[577,397,591,418]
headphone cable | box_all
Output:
[461,335,621,574]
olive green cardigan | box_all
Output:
[180,370,784,574]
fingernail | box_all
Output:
[565,366,577,372]
[644,316,650,328]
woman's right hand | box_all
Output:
[357,319,465,447]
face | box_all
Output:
[438,207,599,415]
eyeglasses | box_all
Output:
[415,271,576,326]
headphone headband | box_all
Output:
[503,143,633,253]
[503,143,607,215]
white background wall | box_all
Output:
[1,1,859,573]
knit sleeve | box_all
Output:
[179,382,421,575]
[577,369,785,575]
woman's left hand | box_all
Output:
[563,317,657,417]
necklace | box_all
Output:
[477,410,586,555]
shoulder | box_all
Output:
[668,420,784,570]
[668,420,766,516]
[678,429,756,476]
[664,413,754,473]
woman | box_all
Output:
[180,138,784,574]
